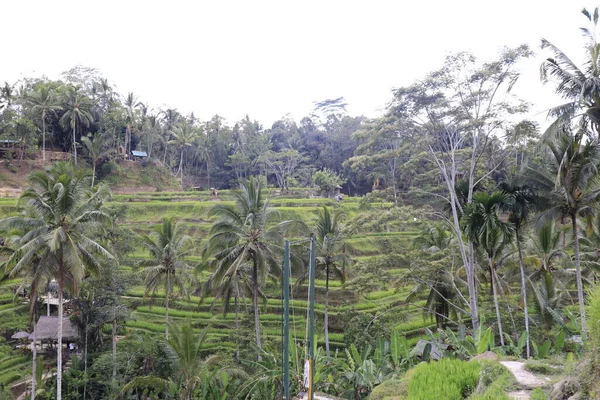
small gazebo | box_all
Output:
[29,316,78,343]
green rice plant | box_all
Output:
[407,358,481,400]
[0,370,23,385]
[0,355,28,370]
[135,306,213,319]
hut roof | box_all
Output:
[131,150,148,157]
[29,316,78,341]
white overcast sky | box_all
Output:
[2,0,598,127]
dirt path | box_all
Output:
[500,361,551,400]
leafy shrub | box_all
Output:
[530,388,548,400]
[587,284,600,350]
[470,360,514,400]
[524,360,562,375]
[407,359,480,400]
[369,377,408,400]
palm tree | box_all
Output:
[412,224,452,253]
[462,191,515,346]
[27,85,62,162]
[0,162,112,400]
[526,220,566,280]
[138,217,195,340]
[540,7,600,138]
[60,87,94,165]
[205,177,292,355]
[81,131,114,187]
[499,176,539,358]
[532,129,600,339]
[122,323,244,400]
[169,122,198,186]
[314,206,348,356]
[124,92,141,155]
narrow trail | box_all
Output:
[500,361,551,400]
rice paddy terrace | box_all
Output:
[0,189,437,384]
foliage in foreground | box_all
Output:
[407,359,480,400]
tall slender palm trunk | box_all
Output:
[489,259,504,346]
[30,293,37,400]
[324,264,330,357]
[42,110,46,162]
[165,270,170,340]
[252,259,262,360]
[72,126,78,165]
[516,230,530,358]
[57,281,64,400]
[112,316,117,381]
[572,214,588,339]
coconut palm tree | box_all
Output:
[526,220,566,280]
[540,7,600,138]
[60,87,94,165]
[498,176,539,358]
[169,122,198,186]
[314,206,349,356]
[124,92,141,155]
[27,85,62,162]
[81,131,114,187]
[205,177,294,355]
[531,128,600,339]
[122,323,245,400]
[138,217,195,340]
[462,191,515,346]
[0,162,113,400]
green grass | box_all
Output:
[408,359,481,400]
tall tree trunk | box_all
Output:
[165,270,170,340]
[30,293,37,400]
[572,214,588,339]
[57,281,64,400]
[179,150,184,187]
[234,297,240,360]
[489,258,504,346]
[112,315,117,381]
[72,125,78,166]
[206,160,210,189]
[324,263,330,357]
[83,321,88,400]
[42,110,46,162]
[516,229,530,358]
[252,258,262,360]
[91,164,96,188]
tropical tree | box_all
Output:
[540,7,600,138]
[169,122,198,186]
[0,162,112,400]
[138,217,195,340]
[27,85,62,161]
[315,207,349,356]
[122,323,244,400]
[526,220,566,280]
[205,177,295,355]
[462,191,515,346]
[531,129,600,339]
[81,131,114,187]
[499,176,539,358]
[60,87,94,165]
[124,92,141,155]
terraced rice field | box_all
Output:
[0,189,435,376]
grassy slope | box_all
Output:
[0,184,432,373]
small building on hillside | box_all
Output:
[29,316,78,342]
[131,150,148,161]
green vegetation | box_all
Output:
[5,6,600,399]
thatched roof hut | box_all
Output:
[29,316,78,341]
